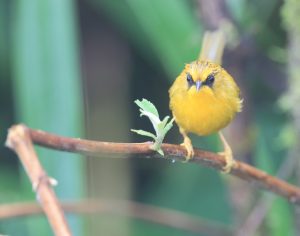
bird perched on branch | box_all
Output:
[169,30,242,173]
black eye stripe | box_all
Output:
[186,73,194,87]
[204,74,215,87]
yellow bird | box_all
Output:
[169,32,242,172]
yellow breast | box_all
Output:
[169,60,242,136]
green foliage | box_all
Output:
[282,0,300,33]
[9,0,85,235]
[91,0,202,78]
[131,99,174,155]
[254,114,294,236]
[267,197,294,236]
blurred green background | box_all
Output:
[1,0,299,235]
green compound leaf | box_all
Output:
[131,99,174,156]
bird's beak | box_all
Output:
[195,80,202,91]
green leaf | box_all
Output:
[132,98,174,156]
[91,0,202,78]
[268,197,294,236]
[254,114,294,236]
[12,1,84,235]
[156,148,164,156]
[135,99,159,117]
[139,110,161,133]
[131,129,156,139]
[159,116,170,130]
[163,117,175,134]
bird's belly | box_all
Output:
[172,95,236,136]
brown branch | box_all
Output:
[21,124,300,205]
[0,200,232,236]
[5,125,71,236]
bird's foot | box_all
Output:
[218,132,237,173]
[218,148,236,173]
[180,136,194,162]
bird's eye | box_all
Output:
[205,74,215,87]
[186,73,194,87]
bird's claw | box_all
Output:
[180,138,194,163]
[217,132,237,173]
[218,148,236,173]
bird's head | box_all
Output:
[175,60,239,100]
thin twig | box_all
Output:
[5,125,71,236]
[0,199,232,236]
[19,124,300,205]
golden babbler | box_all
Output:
[169,60,242,172]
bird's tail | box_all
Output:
[198,30,225,65]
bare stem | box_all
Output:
[19,124,300,205]
[5,124,71,236]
